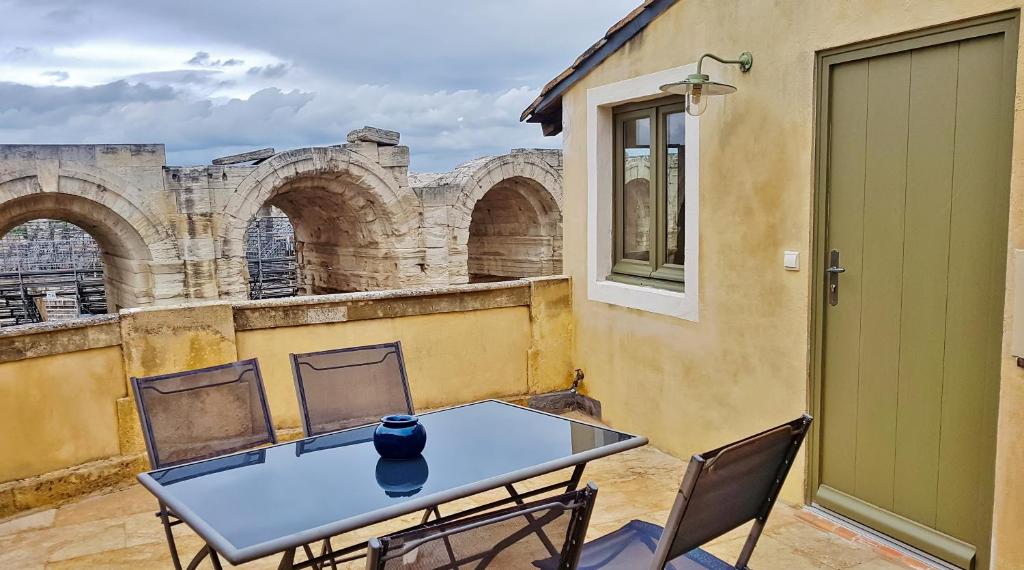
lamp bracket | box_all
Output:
[696,52,754,75]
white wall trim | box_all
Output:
[585,64,700,321]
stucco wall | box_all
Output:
[557,2,1024,567]
[0,346,125,483]
[237,307,532,427]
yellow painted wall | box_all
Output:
[0,347,125,482]
[0,279,569,501]
[236,307,533,429]
[557,2,1024,567]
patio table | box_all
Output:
[137,399,647,569]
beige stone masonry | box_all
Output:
[0,316,121,363]
[0,142,562,308]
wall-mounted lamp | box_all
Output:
[659,52,753,116]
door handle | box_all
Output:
[827,249,844,306]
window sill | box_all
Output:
[605,272,685,293]
[587,276,697,321]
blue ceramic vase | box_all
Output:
[373,414,427,460]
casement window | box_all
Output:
[610,98,686,290]
[586,64,699,320]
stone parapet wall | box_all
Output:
[0,276,573,517]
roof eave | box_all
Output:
[520,0,680,136]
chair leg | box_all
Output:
[735,519,766,570]
[302,543,323,570]
[277,548,296,570]
[420,506,441,524]
[185,544,212,570]
[505,484,559,557]
[158,503,184,570]
[209,549,224,570]
[320,537,338,570]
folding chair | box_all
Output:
[563,415,812,570]
[366,484,599,569]
[291,341,414,436]
[131,359,277,570]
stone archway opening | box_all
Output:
[467,176,562,282]
[255,173,412,295]
[0,193,155,324]
[0,220,106,326]
[623,177,651,261]
[244,206,297,299]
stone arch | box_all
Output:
[449,153,563,282]
[218,146,422,298]
[623,175,651,261]
[0,170,180,310]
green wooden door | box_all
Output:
[815,17,1016,570]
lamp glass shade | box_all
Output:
[686,91,709,116]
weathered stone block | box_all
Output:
[118,302,238,380]
[346,126,400,146]
[212,147,275,165]
[342,141,379,163]
[379,145,410,167]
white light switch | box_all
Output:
[784,250,800,271]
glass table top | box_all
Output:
[139,399,645,562]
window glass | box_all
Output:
[622,116,651,262]
[664,111,685,265]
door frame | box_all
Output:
[808,11,1019,569]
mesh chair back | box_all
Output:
[367,484,598,570]
[291,342,414,436]
[656,415,812,565]
[131,359,276,469]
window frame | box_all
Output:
[610,97,686,290]
[585,63,700,322]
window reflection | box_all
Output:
[622,116,651,262]
[665,111,685,266]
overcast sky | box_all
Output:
[0,0,638,171]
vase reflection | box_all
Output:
[375,455,429,498]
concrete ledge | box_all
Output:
[0,315,121,363]
[0,453,147,519]
[232,280,534,331]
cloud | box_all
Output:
[41,70,68,81]
[124,69,227,87]
[186,51,210,65]
[0,0,641,169]
[2,46,38,62]
[0,78,550,170]
[0,80,174,113]
[186,50,244,67]
[246,63,288,79]
[44,6,82,23]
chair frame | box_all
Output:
[365,483,599,570]
[650,414,813,570]
[131,358,278,570]
[290,341,414,437]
